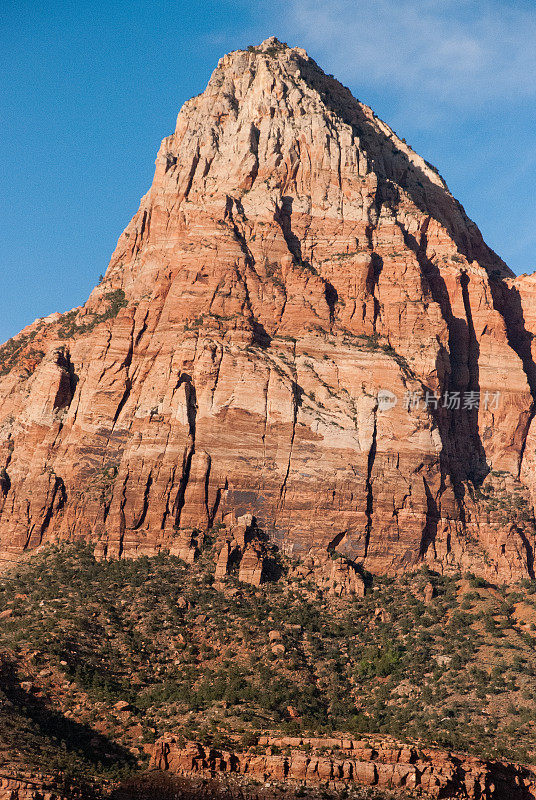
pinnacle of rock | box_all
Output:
[0,40,533,582]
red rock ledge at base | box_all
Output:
[0,774,76,800]
[151,735,536,799]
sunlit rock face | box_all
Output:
[1,37,535,581]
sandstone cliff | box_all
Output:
[0,775,76,800]
[152,735,536,799]
[1,37,535,580]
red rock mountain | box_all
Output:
[1,37,535,580]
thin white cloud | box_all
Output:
[283,0,536,111]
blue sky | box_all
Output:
[1,0,536,343]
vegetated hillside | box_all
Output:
[2,539,536,793]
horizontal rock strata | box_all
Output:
[1,37,535,581]
[0,774,76,800]
[151,735,536,799]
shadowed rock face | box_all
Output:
[1,37,536,580]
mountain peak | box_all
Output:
[155,38,507,281]
[0,38,530,584]
[250,36,290,51]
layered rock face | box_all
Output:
[0,775,73,800]
[152,735,536,799]
[1,37,536,579]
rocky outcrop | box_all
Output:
[237,545,264,587]
[0,775,76,800]
[290,548,366,596]
[1,37,536,581]
[169,528,200,564]
[151,735,536,799]
[214,514,268,587]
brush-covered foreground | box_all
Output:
[1,540,536,792]
[111,771,396,800]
